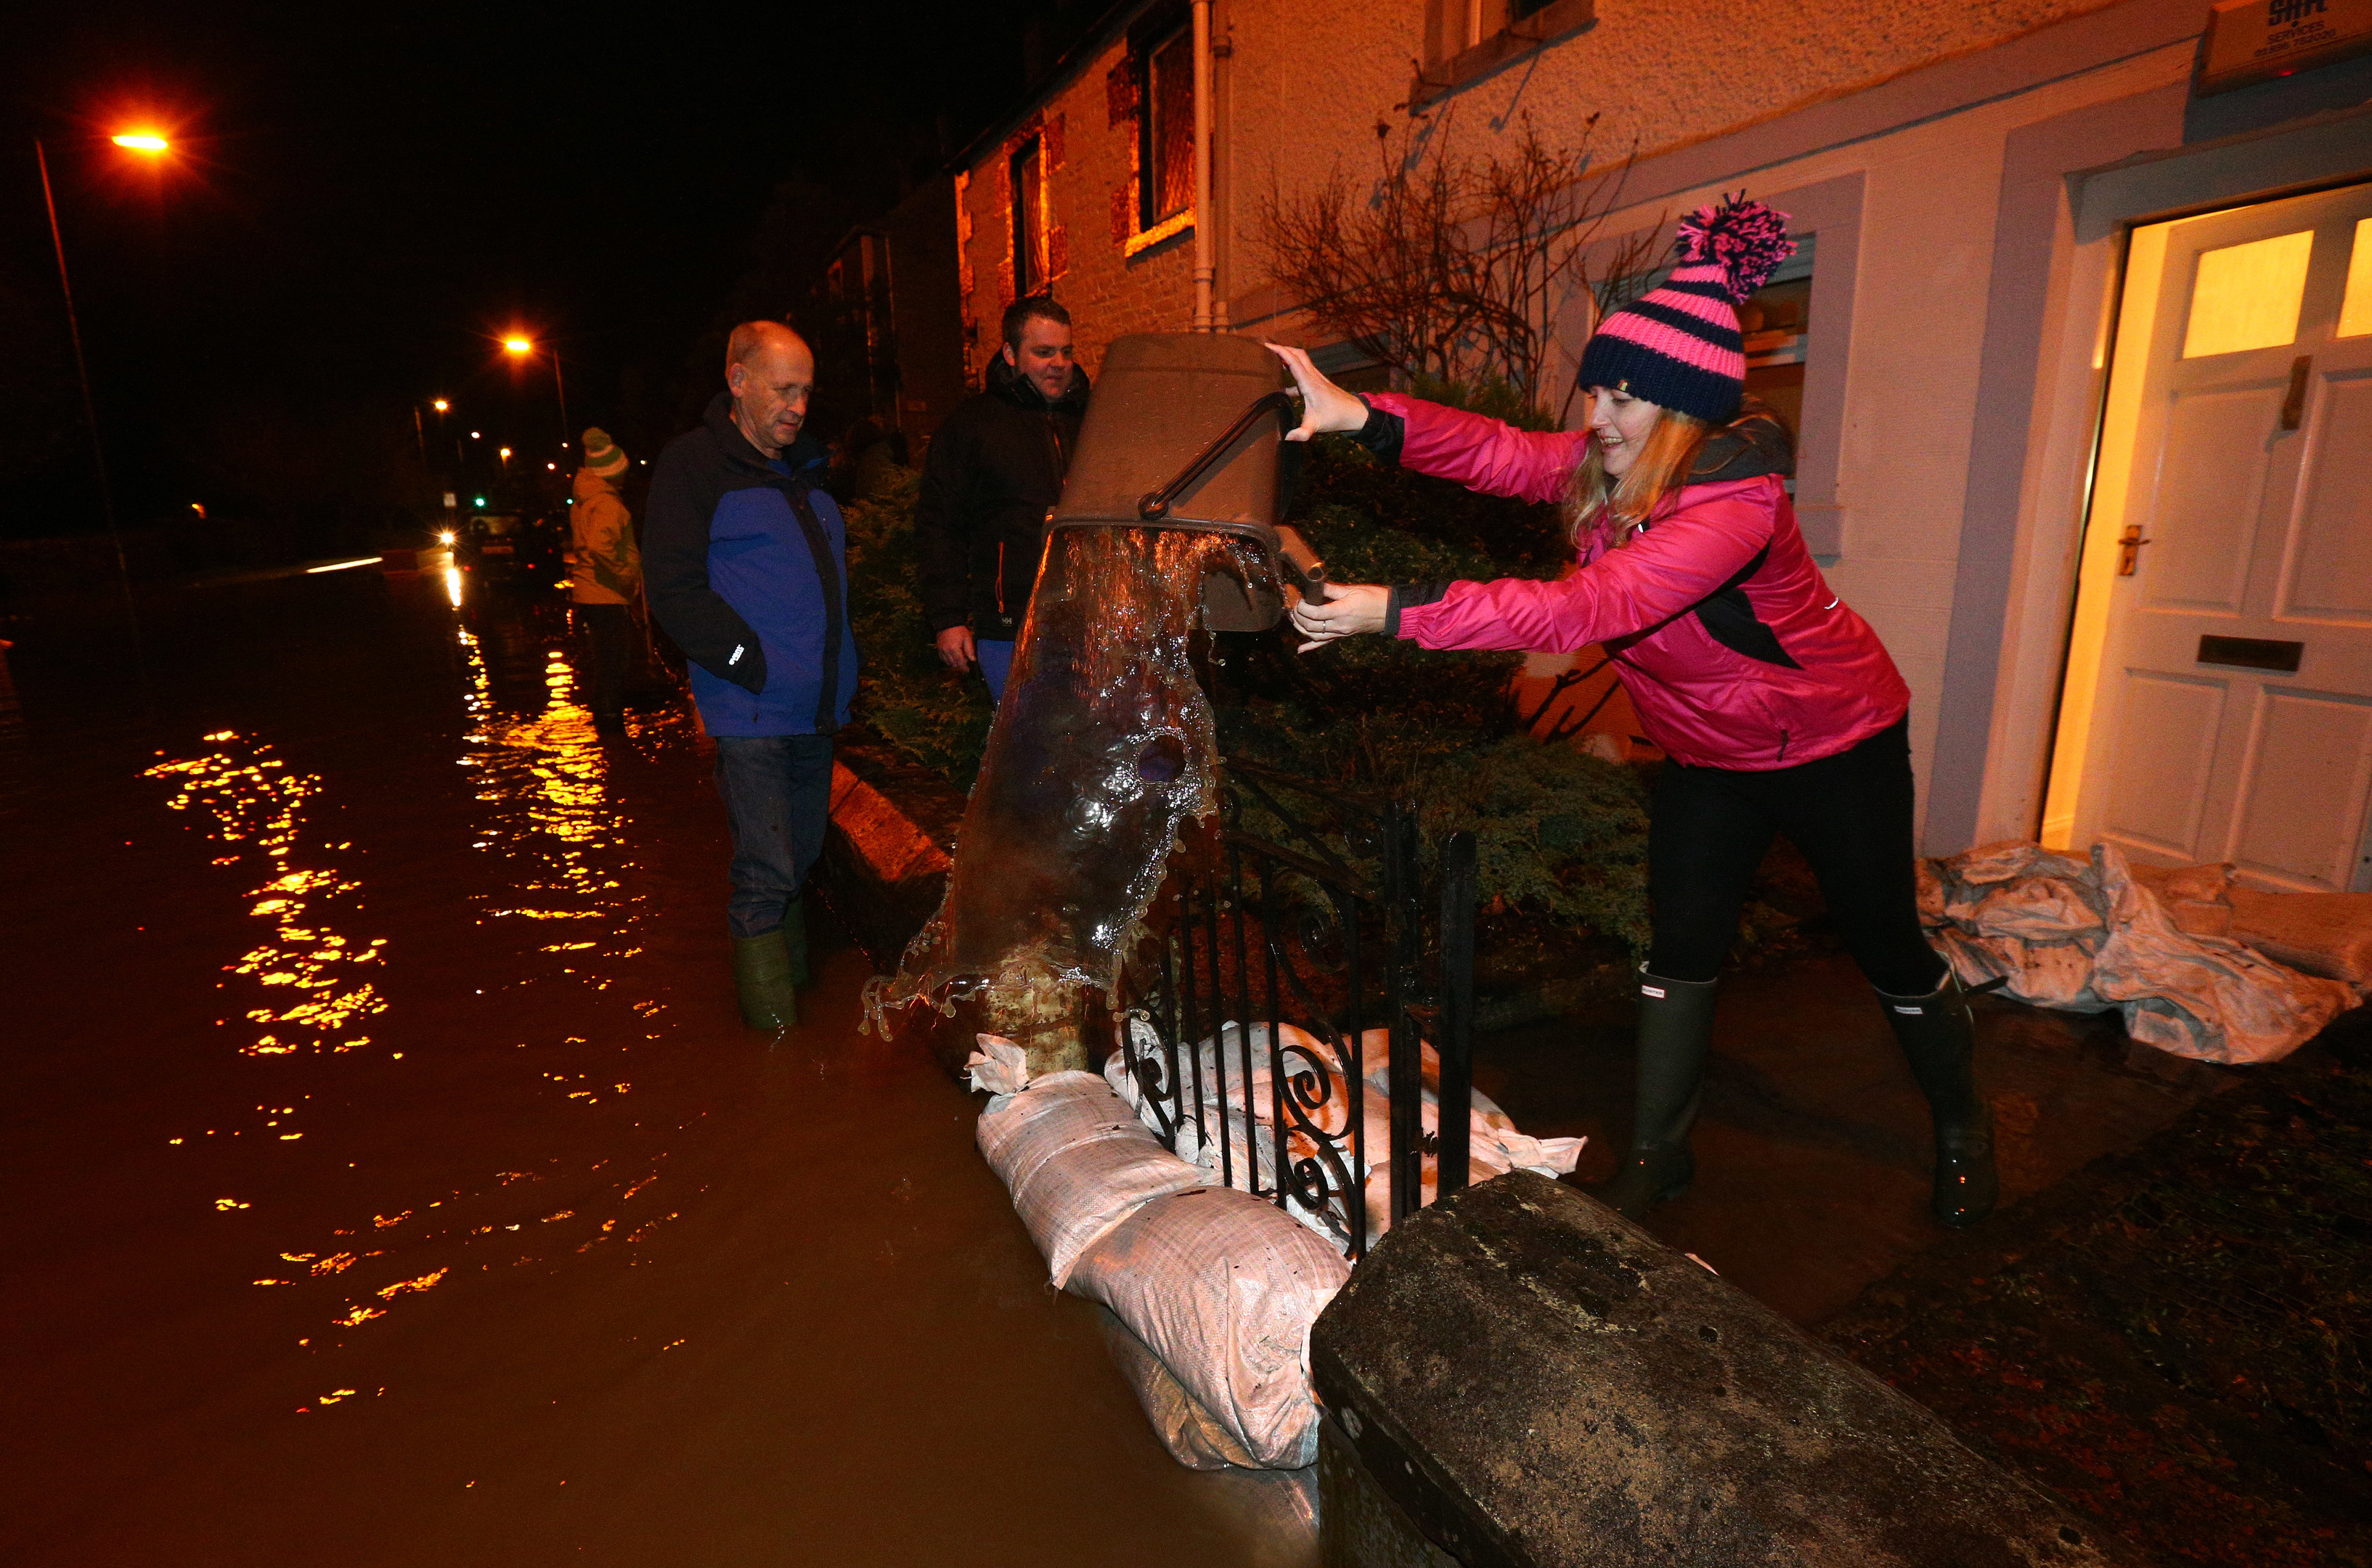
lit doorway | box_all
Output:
[2042,179,2372,892]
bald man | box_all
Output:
[646,322,859,1030]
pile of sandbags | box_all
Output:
[2127,859,2372,992]
[970,1047,1345,1471]
[1101,1019,1584,1254]
[1920,841,2356,1065]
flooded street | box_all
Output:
[1,566,1313,1567]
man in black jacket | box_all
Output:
[645,321,856,1031]
[913,295,1090,703]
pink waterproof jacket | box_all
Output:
[1366,393,1909,771]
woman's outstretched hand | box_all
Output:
[1266,342,1371,442]
[1289,584,1389,651]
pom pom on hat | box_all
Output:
[1674,193,1796,304]
[1576,192,1793,423]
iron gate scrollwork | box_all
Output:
[1113,764,1477,1262]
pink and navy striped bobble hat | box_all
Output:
[1578,194,1796,423]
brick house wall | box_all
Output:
[955,29,1199,388]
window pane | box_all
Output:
[1149,30,1194,224]
[1011,139,1044,295]
[2341,216,2372,339]
[2181,229,2312,358]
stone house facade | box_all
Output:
[928,0,2372,883]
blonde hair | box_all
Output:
[1570,406,1713,550]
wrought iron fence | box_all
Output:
[1113,763,1477,1262]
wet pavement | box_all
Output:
[1,566,1316,1567]
[1478,949,2242,1326]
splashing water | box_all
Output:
[869,526,1252,1042]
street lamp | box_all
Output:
[34,127,171,664]
[502,334,570,451]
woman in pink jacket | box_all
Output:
[1272,197,1993,1228]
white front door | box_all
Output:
[2047,180,2372,893]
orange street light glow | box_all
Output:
[502,338,532,354]
[113,133,168,152]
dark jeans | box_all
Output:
[1647,717,1946,995]
[714,734,835,939]
[574,602,634,717]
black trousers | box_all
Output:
[1646,717,1945,996]
[574,602,634,717]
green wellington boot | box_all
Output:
[732,928,799,1030]
[1878,970,1997,1228]
[782,897,810,990]
[1596,968,1719,1222]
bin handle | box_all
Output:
[1138,391,1297,523]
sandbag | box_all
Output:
[2127,861,2372,989]
[974,1070,1210,1288]
[1104,1020,1584,1251]
[1093,1305,1259,1471]
[1920,841,2354,1065]
[1067,1185,1350,1469]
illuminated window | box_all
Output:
[2181,229,2312,358]
[1011,136,1048,298]
[2341,217,2372,339]
[1139,25,1194,230]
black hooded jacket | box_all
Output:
[912,354,1091,637]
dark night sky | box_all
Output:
[1,0,1096,539]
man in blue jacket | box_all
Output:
[646,322,857,1029]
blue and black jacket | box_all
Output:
[645,392,857,737]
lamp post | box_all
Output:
[503,335,569,452]
[35,131,166,652]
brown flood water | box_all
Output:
[0,565,1316,1567]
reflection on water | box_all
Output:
[452,626,649,963]
[144,732,388,1055]
[131,597,706,1349]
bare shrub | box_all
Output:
[1258,112,1664,424]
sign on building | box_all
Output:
[2197,0,2372,94]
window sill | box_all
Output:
[1125,208,1194,257]
[1409,0,1595,110]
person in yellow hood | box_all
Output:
[569,427,642,730]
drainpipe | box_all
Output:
[1191,0,1214,331]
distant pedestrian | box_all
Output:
[1276,196,1997,1230]
[913,295,1089,704]
[568,428,641,732]
[645,322,857,1030]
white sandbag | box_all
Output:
[1067,1185,1350,1469]
[963,1033,1033,1096]
[1104,1019,1584,1251]
[1922,840,2353,1066]
[1093,1305,1258,1471]
[974,1070,1210,1289]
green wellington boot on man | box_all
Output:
[1597,968,1719,1222]
[732,928,799,1030]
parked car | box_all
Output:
[452,510,566,590]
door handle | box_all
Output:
[2281,354,2312,430]
[2116,524,2151,576]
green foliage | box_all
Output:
[839,465,990,788]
